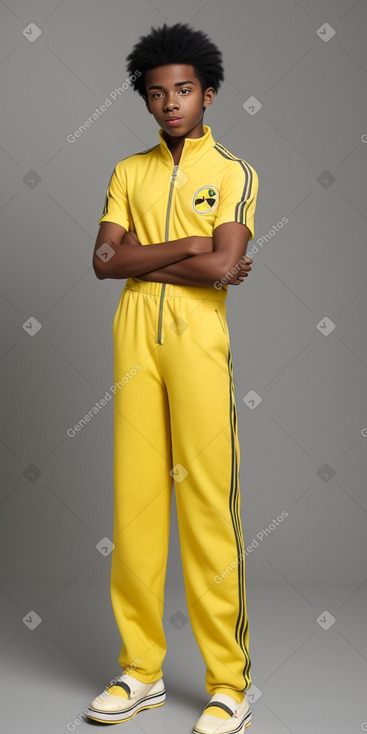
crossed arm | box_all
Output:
[92,220,253,287]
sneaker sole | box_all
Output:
[86,689,166,724]
[192,707,252,734]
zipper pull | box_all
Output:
[170,164,179,186]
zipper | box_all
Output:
[157,163,179,344]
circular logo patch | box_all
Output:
[192,186,219,214]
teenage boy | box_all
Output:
[86,22,258,734]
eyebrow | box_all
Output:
[147,80,195,90]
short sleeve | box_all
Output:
[213,163,259,240]
[98,162,132,229]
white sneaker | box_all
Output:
[86,670,166,724]
[192,692,252,734]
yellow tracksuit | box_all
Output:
[98,125,259,701]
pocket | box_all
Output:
[214,307,226,334]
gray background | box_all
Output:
[1,0,367,732]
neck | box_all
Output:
[162,120,206,165]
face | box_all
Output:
[143,63,215,139]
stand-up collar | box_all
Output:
[158,124,215,166]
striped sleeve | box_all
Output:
[213,163,259,240]
[98,162,132,229]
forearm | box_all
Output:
[97,237,195,279]
[135,251,231,287]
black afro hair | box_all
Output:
[126,22,224,98]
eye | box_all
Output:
[179,88,191,95]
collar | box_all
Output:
[158,124,216,166]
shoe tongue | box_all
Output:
[205,704,231,719]
[107,683,129,699]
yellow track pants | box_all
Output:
[110,278,251,700]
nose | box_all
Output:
[164,92,179,111]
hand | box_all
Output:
[230,256,253,284]
[121,231,141,246]
[190,236,214,255]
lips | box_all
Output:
[166,116,182,122]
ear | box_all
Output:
[203,87,216,110]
